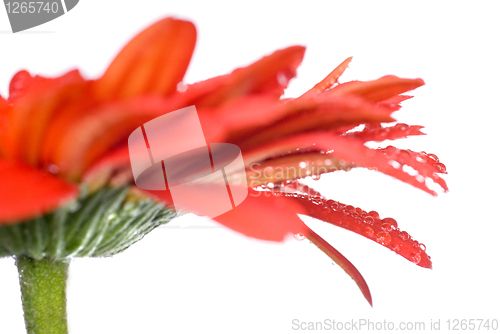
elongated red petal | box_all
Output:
[94,18,196,100]
[328,76,425,102]
[242,132,446,195]
[41,96,183,180]
[379,146,448,191]
[193,46,305,107]
[245,152,355,187]
[376,95,413,111]
[0,160,78,223]
[299,56,353,98]
[345,123,425,142]
[305,227,372,306]
[5,70,87,164]
[288,193,432,268]
[146,187,306,242]
[236,94,395,148]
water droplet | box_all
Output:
[410,252,421,264]
[427,153,439,162]
[368,211,380,219]
[376,232,392,245]
[381,217,398,229]
[419,243,426,251]
[364,226,374,237]
[399,231,409,240]
[363,216,375,225]
[47,164,59,174]
[299,162,307,168]
[381,223,394,232]
[176,82,187,92]
[294,233,305,241]
[277,72,288,87]
[435,162,447,173]
[396,123,408,131]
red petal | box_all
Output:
[305,227,373,306]
[299,56,353,98]
[236,94,395,148]
[328,76,425,102]
[0,97,9,158]
[5,70,87,164]
[146,187,307,242]
[82,145,131,189]
[192,46,305,107]
[0,160,78,224]
[289,193,432,269]
[245,152,355,186]
[94,18,196,100]
[243,132,445,195]
[345,123,425,142]
[41,96,182,180]
[376,95,414,111]
[8,70,35,103]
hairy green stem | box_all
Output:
[16,256,69,334]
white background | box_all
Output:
[1,1,499,333]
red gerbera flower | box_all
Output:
[0,17,447,306]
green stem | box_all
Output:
[15,256,70,334]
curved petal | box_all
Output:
[41,96,183,180]
[146,187,306,242]
[242,132,447,195]
[235,94,395,148]
[8,70,35,103]
[305,227,372,306]
[191,46,305,107]
[5,70,87,164]
[299,56,353,98]
[94,18,196,100]
[345,123,425,142]
[288,193,432,268]
[0,160,78,224]
[328,76,425,102]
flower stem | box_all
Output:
[16,256,70,334]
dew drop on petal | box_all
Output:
[368,211,380,219]
[410,252,422,264]
[419,243,426,251]
[364,226,374,237]
[376,232,392,245]
[363,216,374,225]
[294,233,305,241]
[399,231,409,240]
[381,217,398,229]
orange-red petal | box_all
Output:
[328,76,425,102]
[146,187,306,242]
[0,160,78,224]
[94,18,196,100]
[288,193,432,268]
[193,46,305,107]
[306,227,373,306]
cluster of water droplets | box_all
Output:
[379,146,447,188]
[285,193,431,266]
[346,123,424,142]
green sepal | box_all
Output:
[0,186,176,260]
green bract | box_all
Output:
[0,186,176,260]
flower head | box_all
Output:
[0,17,447,305]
